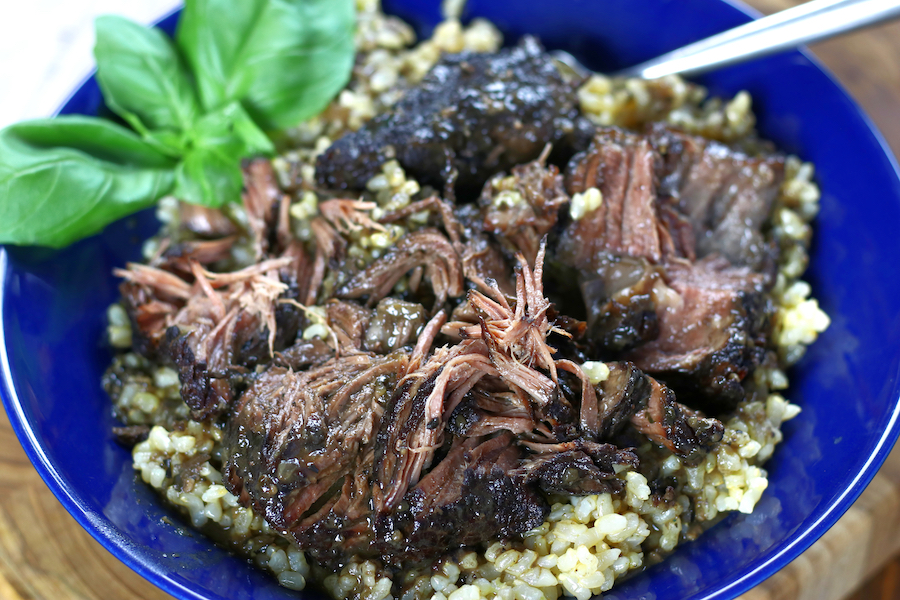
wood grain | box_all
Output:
[1,1,899,599]
[0,429,171,598]
[750,0,900,157]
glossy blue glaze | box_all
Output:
[2,2,900,599]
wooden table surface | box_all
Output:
[2,1,900,598]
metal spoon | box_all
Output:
[551,0,900,79]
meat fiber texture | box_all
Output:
[559,126,785,413]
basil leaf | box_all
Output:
[9,116,177,168]
[0,117,176,248]
[175,144,244,208]
[144,129,190,157]
[177,0,355,130]
[173,101,274,207]
[94,15,199,134]
[191,101,275,156]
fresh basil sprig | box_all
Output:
[0,117,176,248]
[0,0,355,248]
[94,15,200,138]
[177,0,356,130]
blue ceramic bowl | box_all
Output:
[3,1,900,599]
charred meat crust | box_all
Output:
[166,326,234,422]
[373,434,549,566]
[515,439,638,495]
[586,362,723,464]
[626,258,774,413]
[316,37,593,192]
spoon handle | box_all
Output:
[615,0,900,78]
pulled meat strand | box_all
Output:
[156,236,237,274]
[464,242,569,396]
[336,229,464,310]
[242,159,283,260]
[556,359,600,439]
[115,263,192,300]
[318,199,386,235]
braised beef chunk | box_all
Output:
[241,158,283,260]
[557,129,666,352]
[480,150,570,264]
[234,298,305,368]
[223,354,407,535]
[649,124,785,273]
[316,37,591,192]
[516,440,638,495]
[627,258,773,413]
[224,343,549,567]
[116,254,303,422]
[376,434,548,565]
[174,452,212,494]
[580,361,724,463]
[110,40,799,571]
[562,127,664,265]
[556,125,784,404]
[118,269,191,358]
[158,237,237,276]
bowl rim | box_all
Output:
[704,1,900,598]
[3,1,900,599]
[0,266,214,600]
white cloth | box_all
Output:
[0,0,180,128]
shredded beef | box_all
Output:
[335,229,464,311]
[110,41,794,572]
[649,124,785,274]
[480,148,570,264]
[215,243,726,567]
